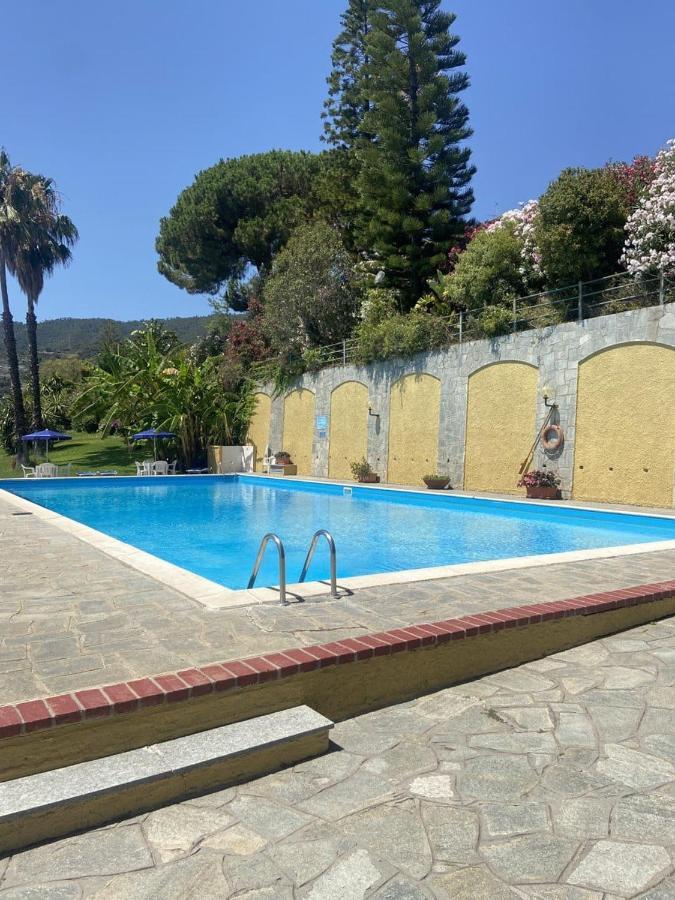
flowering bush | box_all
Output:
[487,200,543,280]
[621,139,675,277]
[610,155,657,208]
[447,221,492,271]
[444,225,536,311]
[224,299,271,367]
[517,470,560,488]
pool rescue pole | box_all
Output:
[519,406,556,476]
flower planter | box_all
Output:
[525,485,560,500]
[357,474,380,483]
[423,477,450,490]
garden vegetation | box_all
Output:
[2,2,674,466]
[156,1,675,385]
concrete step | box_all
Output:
[0,705,332,854]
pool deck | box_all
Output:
[1,490,674,707]
[3,612,674,898]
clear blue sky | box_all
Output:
[3,0,674,322]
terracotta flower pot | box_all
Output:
[358,473,380,483]
[525,485,559,500]
[423,477,450,490]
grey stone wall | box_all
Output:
[263,303,675,497]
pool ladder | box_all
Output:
[247,530,338,606]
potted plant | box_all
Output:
[518,469,561,500]
[423,473,451,490]
[350,457,380,484]
[274,451,292,465]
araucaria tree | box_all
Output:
[321,1,374,238]
[323,1,373,150]
[356,0,475,308]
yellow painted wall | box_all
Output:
[282,389,316,475]
[573,343,675,507]
[247,393,272,471]
[328,381,369,480]
[388,373,440,484]
[464,362,538,493]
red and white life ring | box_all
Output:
[542,424,564,452]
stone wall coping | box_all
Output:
[1,579,673,740]
[0,706,332,822]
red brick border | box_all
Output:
[1,580,673,739]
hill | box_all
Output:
[0,314,214,393]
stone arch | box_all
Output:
[387,373,440,485]
[247,392,272,471]
[464,361,538,493]
[573,342,675,507]
[328,381,369,480]
[282,388,316,475]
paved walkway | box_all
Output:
[2,614,674,898]
[2,494,675,704]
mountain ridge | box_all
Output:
[1,314,214,360]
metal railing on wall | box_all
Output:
[253,270,674,376]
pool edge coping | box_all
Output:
[2,476,675,610]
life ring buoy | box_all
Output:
[542,424,564,452]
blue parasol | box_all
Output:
[21,428,71,461]
[131,428,176,461]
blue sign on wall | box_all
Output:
[316,415,328,437]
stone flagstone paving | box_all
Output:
[1,614,674,898]
[1,494,675,705]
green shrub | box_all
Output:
[262,221,361,357]
[353,311,450,364]
[300,347,327,371]
[476,305,514,338]
[359,287,401,324]
[535,167,628,287]
[445,224,536,311]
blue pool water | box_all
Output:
[2,475,675,590]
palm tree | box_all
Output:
[10,175,77,429]
[0,150,28,447]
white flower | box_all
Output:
[487,199,543,279]
[622,139,675,276]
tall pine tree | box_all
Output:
[356,1,475,308]
[322,0,373,149]
[320,1,374,244]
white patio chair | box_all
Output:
[135,461,146,476]
[36,462,58,478]
[167,459,178,475]
[21,465,36,478]
[261,445,274,474]
[152,460,169,476]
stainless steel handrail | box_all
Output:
[298,530,338,598]
[247,533,287,605]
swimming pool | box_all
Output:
[3,475,675,592]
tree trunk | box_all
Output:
[0,254,27,453]
[25,294,43,429]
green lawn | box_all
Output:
[0,431,150,478]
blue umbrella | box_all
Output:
[21,428,71,461]
[131,428,176,461]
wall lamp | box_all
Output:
[368,403,379,418]
[541,384,558,408]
